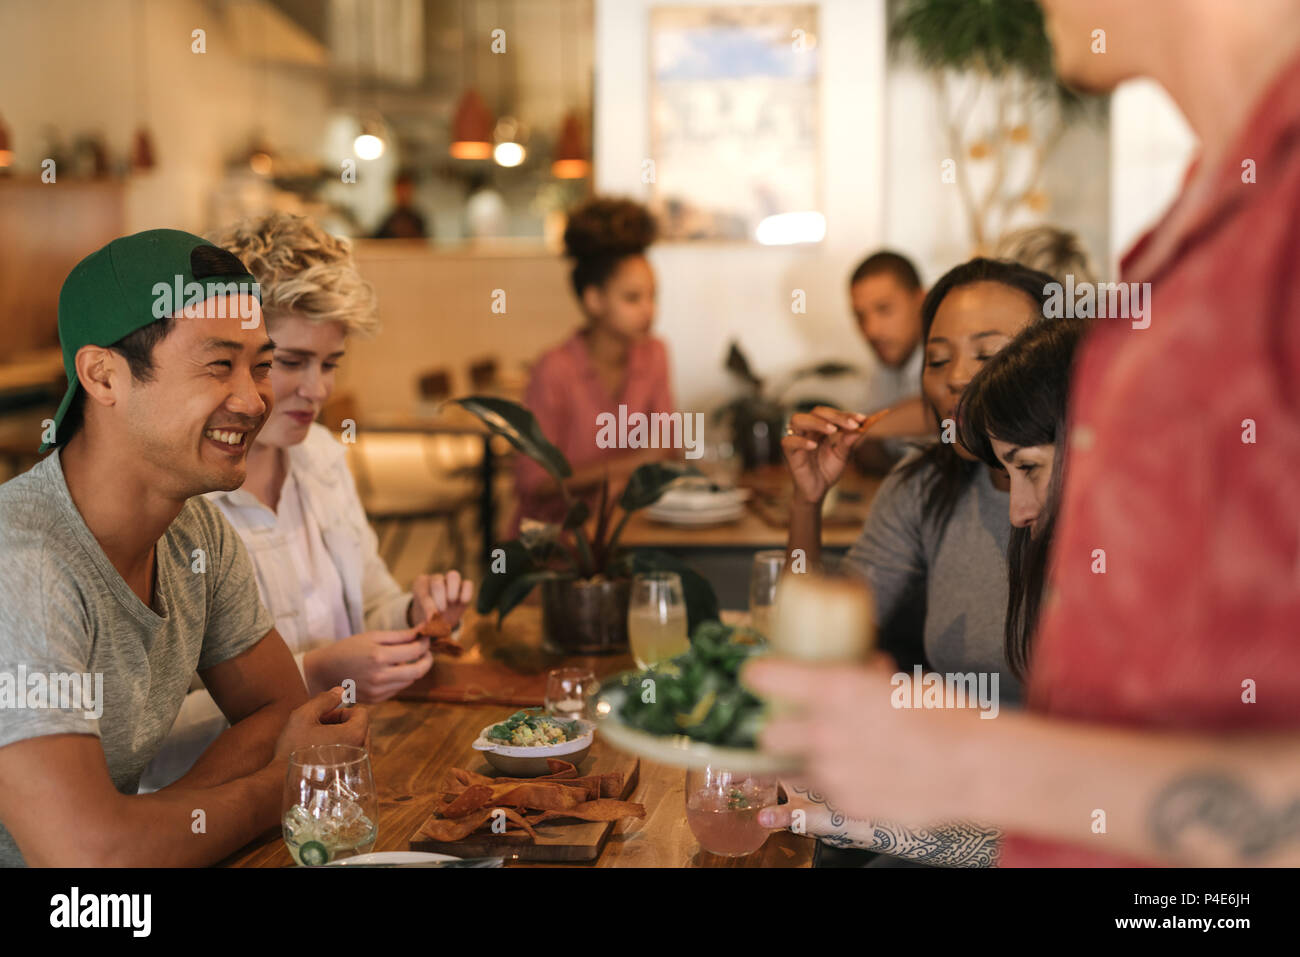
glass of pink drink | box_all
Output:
[685,766,779,858]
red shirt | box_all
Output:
[513,331,675,529]
[1001,51,1300,867]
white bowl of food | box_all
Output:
[470,709,596,776]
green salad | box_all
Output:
[618,621,768,748]
[487,709,582,747]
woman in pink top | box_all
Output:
[514,198,676,529]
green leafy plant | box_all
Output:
[714,341,860,470]
[454,396,719,631]
[617,620,768,748]
[889,0,1103,249]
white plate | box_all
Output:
[653,486,751,510]
[645,505,745,526]
[594,673,799,774]
[327,851,460,866]
[470,718,595,758]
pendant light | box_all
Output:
[131,0,156,171]
[343,2,388,162]
[551,0,589,179]
[0,115,13,169]
[551,112,588,179]
[490,1,526,167]
[450,0,493,160]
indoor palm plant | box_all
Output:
[454,396,719,653]
[890,0,1101,249]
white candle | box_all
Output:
[770,574,875,663]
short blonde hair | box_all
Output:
[993,225,1097,286]
[209,213,380,338]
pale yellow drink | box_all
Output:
[629,606,690,669]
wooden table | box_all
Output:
[614,467,884,607]
[223,607,814,869]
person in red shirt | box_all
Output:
[513,198,676,531]
[746,0,1300,866]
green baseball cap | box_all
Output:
[42,228,261,453]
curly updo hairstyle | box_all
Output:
[562,197,657,299]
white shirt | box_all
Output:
[139,424,415,791]
[206,424,414,658]
[276,469,353,647]
[863,342,924,414]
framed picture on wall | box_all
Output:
[649,3,822,243]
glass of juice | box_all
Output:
[685,765,779,858]
[748,549,785,638]
[282,744,378,866]
[628,571,690,670]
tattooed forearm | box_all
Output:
[789,785,1001,868]
[1150,772,1300,863]
[866,820,1002,867]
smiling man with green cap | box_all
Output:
[0,228,369,866]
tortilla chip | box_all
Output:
[440,784,496,817]
[436,763,626,817]
[415,613,453,639]
[531,800,646,824]
[490,783,587,812]
[419,806,539,842]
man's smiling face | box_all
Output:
[118,293,273,496]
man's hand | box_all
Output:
[302,628,432,702]
[408,570,474,631]
[273,687,371,761]
[742,653,984,826]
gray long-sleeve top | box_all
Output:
[843,454,1023,706]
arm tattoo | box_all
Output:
[790,785,1001,868]
[1150,772,1300,862]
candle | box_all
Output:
[770,573,875,663]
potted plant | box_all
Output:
[889,0,1102,250]
[454,396,719,654]
[715,341,860,470]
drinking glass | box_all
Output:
[545,667,597,721]
[628,571,690,669]
[685,765,779,857]
[282,744,378,866]
[748,549,785,638]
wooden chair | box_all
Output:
[343,429,484,576]
[467,357,499,392]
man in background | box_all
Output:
[846,250,930,473]
[373,170,428,240]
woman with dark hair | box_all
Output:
[514,198,676,529]
[772,259,1065,865]
[785,258,1057,706]
[956,317,1091,678]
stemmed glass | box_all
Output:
[282,744,378,866]
[628,571,690,669]
[545,667,597,721]
[748,549,785,638]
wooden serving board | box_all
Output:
[397,608,634,708]
[409,738,641,863]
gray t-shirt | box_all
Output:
[0,450,274,866]
[844,451,1021,704]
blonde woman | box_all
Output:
[142,213,473,788]
[992,224,1097,285]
